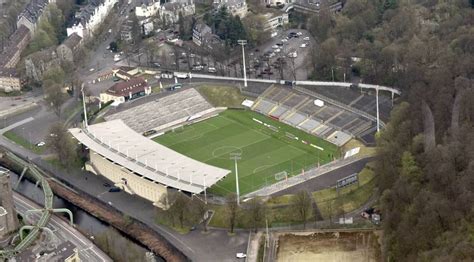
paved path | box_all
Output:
[245,156,372,197]
[13,192,111,262]
[0,117,33,134]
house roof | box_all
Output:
[0,67,18,78]
[106,77,148,97]
[18,0,50,24]
[62,33,82,50]
[194,22,212,35]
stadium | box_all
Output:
[70,83,393,208]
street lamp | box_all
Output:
[237,40,247,88]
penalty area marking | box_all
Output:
[253,165,272,174]
[212,146,242,159]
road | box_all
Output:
[13,192,112,262]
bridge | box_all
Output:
[0,151,73,260]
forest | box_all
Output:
[307,0,473,260]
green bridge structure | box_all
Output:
[0,151,73,260]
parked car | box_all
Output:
[208,67,217,73]
[143,130,157,136]
[297,31,303,36]
[36,141,45,147]
[300,43,308,48]
[303,36,310,41]
[274,48,281,53]
[109,187,121,192]
[236,253,247,259]
[103,182,111,187]
[271,45,279,49]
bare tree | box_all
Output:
[191,198,209,232]
[44,83,67,118]
[292,190,312,229]
[245,197,266,232]
[47,122,77,167]
[167,191,190,228]
[225,193,239,233]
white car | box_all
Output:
[288,51,297,58]
[281,38,288,43]
[236,253,247,259]
[208,67,217,73]
[303,36,310,41]
[271,45,279,49]
[300,43,307,48]
[89,68,95,72]
[36,142,45,147]
[274,48,281,53]
[297,32,303,36]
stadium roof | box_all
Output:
[69,120,230,194]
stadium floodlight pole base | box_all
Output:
[230,152,242,205]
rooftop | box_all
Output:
[106,77,148,97]
[69,120,230,194]
[18,0,50,24]
[61,33,82,49]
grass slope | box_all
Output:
[154,109,339,195]
[196,85,247,108]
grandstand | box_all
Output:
[69,120,230,205]
[105,88,217,133]
[252,86,377,146]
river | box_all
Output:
[8,169,165,262]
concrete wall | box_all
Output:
[89,151,169,207]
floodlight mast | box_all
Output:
[238,40,247,88]
[81,83,88,129]
[230,152,242,205]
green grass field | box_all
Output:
[154,109,339,196]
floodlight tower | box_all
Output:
[81,83,88,129]
[376,86,380,132]
[237,40,247,88]
[230,152,242,205]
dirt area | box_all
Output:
[276,231,381,262]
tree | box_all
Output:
[42,67,67,118]
[44,83,67,118]
[242,14,270,46]
[225,193,239,233]
[47,122,77,167]
[245,197,266,232]
[167,191,190,229]
[190,198,209,232]
[291,190,312,229]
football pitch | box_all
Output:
[153,110,340,196]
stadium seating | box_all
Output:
[105,89,215,133]
[252,86,378,146]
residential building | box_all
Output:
[57,33,83,62]
[120,20,134,43]
[67,0,118,39]
[262,12,289,32]
[17,0,55,34]
[135,0,160,18]
[0,25,31,69]
[100,77,151,104]
[213,0,247,18]
[25,47,61,82]
[0,68,22,92]
[192,22,212,46]
[159,0,195,24]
